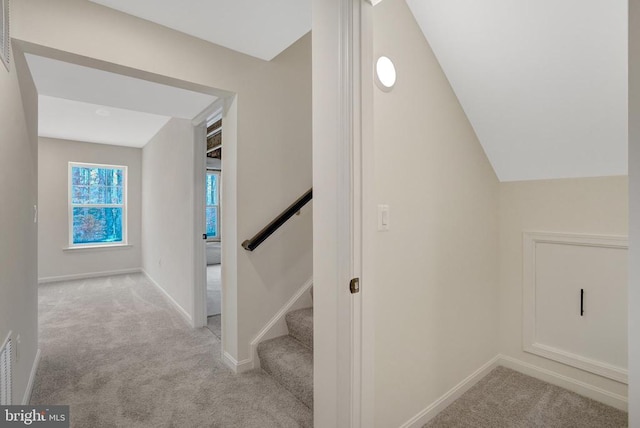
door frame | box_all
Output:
[312,0,375,426]
[192,99,227,330]
[628,0,640,422]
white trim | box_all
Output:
[191,102,224,127]
[63,244,132,251]
[400,356,501,428]
[522,231,628,383]
[526,342,628,384]
[141,270,193,327]
[38,268,141,284]
[312,0,363,424]
[21,349,40,405]
[399,353,628,427]
[358,1,375,426]
[222,351,252,374]
[249,277,313,369]
[498,354,628,411]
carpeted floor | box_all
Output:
[424,366,627,428]
[207,314,221,340]
[32,274,312,428]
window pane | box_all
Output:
[73,207,123,244]
[72,185,89,204]
[206,174,218,206]
[72,166,123,205]
[206,207,218,238]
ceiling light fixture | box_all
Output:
[375,56,397,91]
[95,108,111,117]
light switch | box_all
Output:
[378,204,390,231]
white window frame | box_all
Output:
[68,162,128,248]
[206,169,221,241]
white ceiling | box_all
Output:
[88,0,312,61]
[26,54,217,119]
[26,54,217,146]
[38,95,171,148]
[406,0,628,181]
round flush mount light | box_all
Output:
[375,56,396,91]
[95,108,111,117]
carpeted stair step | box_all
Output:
[257,335,313,409]
[285,307,313,350]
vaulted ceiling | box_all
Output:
[33,1,627,179]
[88,0,312,61]
[406,0,628,181]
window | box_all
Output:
[69,162,127,246]
[206,172,220,239]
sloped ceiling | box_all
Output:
[406,0,628,181]
[26,54,217,147]
[88,0,311,61]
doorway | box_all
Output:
[205,116,222,339]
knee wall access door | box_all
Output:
[522,231,628,383]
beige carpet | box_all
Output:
[424,366,627,428]
[32,274,312,427]
[207,314,221,339]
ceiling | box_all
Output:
[406,0,628,181]
[26,54,217,146]
[38,96,171,148]
[88,0,312,61]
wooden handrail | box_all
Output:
[242,188,312,251]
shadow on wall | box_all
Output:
[245,205,313,293]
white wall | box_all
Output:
[233,33,312,362]
[499,177,629,401]
[629,0,640,423]
[372,1,500,426]
[38,137,142,281]
[13,0,312,365]
[0,46,39,403]
[141,118,195,322]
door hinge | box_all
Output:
[350,277,360,294]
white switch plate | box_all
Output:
[378,204,390,231]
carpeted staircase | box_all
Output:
[257,307,313,409]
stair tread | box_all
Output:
[257,335,313,409]
[286,307,313,350]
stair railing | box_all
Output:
[241,188,312,251]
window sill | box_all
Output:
[63,244,132,252]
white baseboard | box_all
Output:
[249,277,313,369]
[38,268,142,284]
[400,353,628,427]
[21,349,41,405]
[498,354,628,411]
[222,351,253,374]
[400,355,501,428]
[141,270,193,327]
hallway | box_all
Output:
[31,274,312,427]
